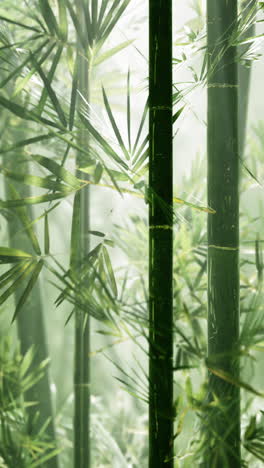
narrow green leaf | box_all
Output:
[80,114,129,170]
[30,52,67,127]
[207,366,264,397]
[38,45,63,115]
[0,95,61,129]
[12,42,56,97]
[0,261,35,307]
[127,69,131,152]
[70,191,81,269]
[102,245,117,297]
[65,0,87,49]
[0,15,41,33]
[44,213,50,254]
[11,260,44,322]
[39,0,60,36]
[102,86,130,160]
[94,40,133,66]
[0,263,28,289]
[0,166,71,192]
[57,0,68,40]
[132,98,148,155]
[9,184,42,256]
[0,247,32,264]
[173,105,185,124]
[0,39,50,89]
[89,230,105,237]
[100,0,130,45]
[94,162,103,183]
[80,1,92,45]
[96,0,108,31]
[92,0,98,39]
[132,135,148,166]
[0,132,57,154]
[31,154,82,188]
[0,192,70,208]
[69,55,78,130]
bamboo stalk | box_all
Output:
[148,0,173,466]
[73,1,90,466]
[239,0,256,157]
[207,1,240,466]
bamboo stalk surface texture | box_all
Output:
[73,1,90,467]
[207,1,240,466]
[149,0,173,466]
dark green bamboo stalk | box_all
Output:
[207,1,240,467]
[73,1,90,467]
[4,150,59,468]
[148,0,173,466]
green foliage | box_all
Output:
[0,338,59,467]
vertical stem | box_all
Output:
[207,1,240,467]
[73,1,90,467]
[148,0,173,466]
[238,0,256,157]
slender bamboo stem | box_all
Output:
[239,0,256,157]
[207,1,240,467]
[4,151,59,468]
[148,0,173,466]
[73,1,90,466]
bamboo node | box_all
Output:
[208,244,238,251]
[149,225,173,230]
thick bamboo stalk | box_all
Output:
[73,1,90,467]
[148,0,173,466]
[4,152,59,468]
[207,1,240,467]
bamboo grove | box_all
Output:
[0,0,263,467]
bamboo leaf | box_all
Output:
[173,105,185,124]
[0,133,57,154]
[69,55,78,130]
[0,15,41,33]
[0,191,70,208]
[94,162,103,183]
[65,0,87,49]
[93,40,134,65]
[11,260,44,322]
[9,184,42,256]
[39,0,60,36]
[30,52,67,127]
[80,114,129,170]
[0,166,71,192]
[44,213,50,254]
[0,39,50,89]
[88,231,105,237]
[38,45,64,115]
[207,366,264,397]
[0,263,28,289]
[31,154,82,188]
[132,98,148,155]
[127,69,131,152]
[12,42,56,97]
[102,86,130,160]
[102,245,117,297]
[57,0,68,40]
[0,247,32,263]
[0,95,61,129]
[0,261,35,307]
[70,192,81,269]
